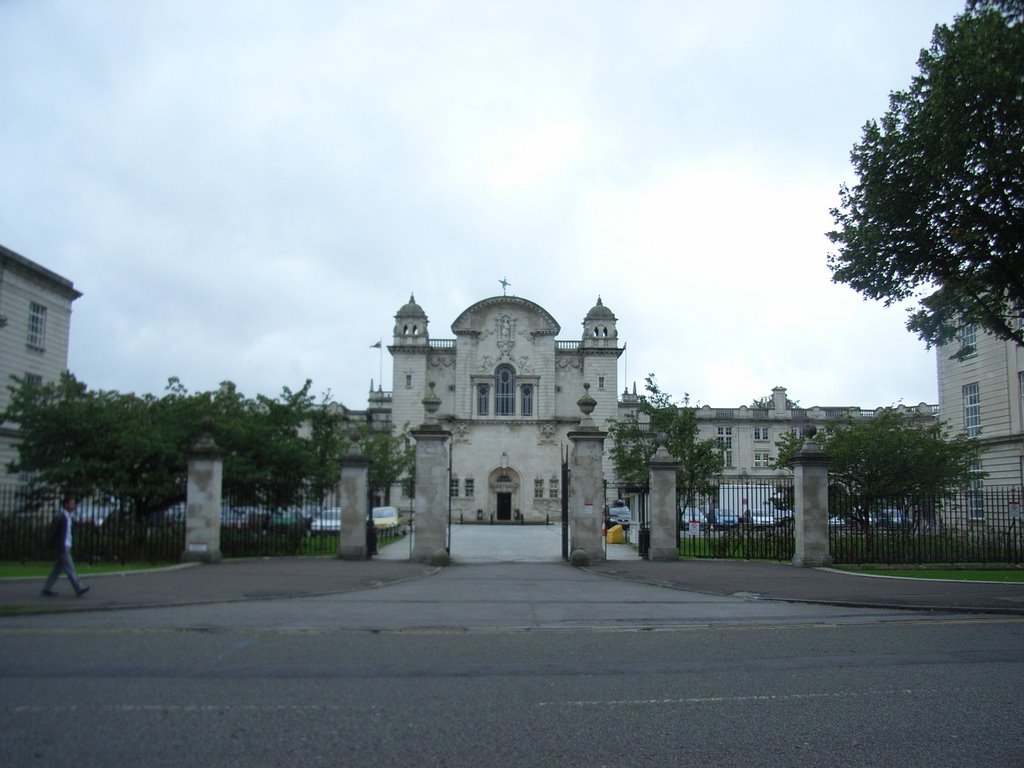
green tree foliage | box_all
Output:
[608,375,723,509]
[358,424,415,504]
[774,410,980,511]
[750,394,799,409]
[1,374,352,516]
[828,1,1024,356]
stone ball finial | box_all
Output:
[422,381,441,425]
[191,417,222,457]
[577,382,597,417]
[423,381,440,410]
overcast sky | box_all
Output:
[1,0,966,411]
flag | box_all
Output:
[370,340,382,349]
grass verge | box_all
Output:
[834,565,1024,582]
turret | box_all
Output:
[393,293,429,346]
[581,296,617,349]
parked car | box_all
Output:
[371,506,401,531]
[870,508,909,528]
[310,507,342,536]
[608,500,631,528]
[266,509,309,532]
[749,508,793,528]
[705,509,740,529]
[221,506,262,530]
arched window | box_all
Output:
[495,365,515,416]
[477,384,489,416]
[521,384,533,417]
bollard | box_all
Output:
[366,518,378,561]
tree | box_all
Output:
[608,375,723,511]
[828,1,1024,357]
[774,410,980,522]
[1,375,352,515]
[359,425,415,504]
[750,394,800,409]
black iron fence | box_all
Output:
[675,478,796,561]
[0,484,408,563]
[628,479,1024,565]
[829,485,1023,565]
[0,486,185,565]
[218,487,407,558]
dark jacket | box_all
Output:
[44,513,69,552]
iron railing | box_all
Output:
[0,484,408,563]
[0,485,185,564]
[829,485,1023,564]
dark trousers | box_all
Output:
[43,549,84,594]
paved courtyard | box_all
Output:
[376,522,637,562]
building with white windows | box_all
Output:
[0,245,82,481]
[936,322,1024,486]
[692,385,938,481]
[383,293,622,522]
[372,292,939,519]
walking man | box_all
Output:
[41,495,90,597]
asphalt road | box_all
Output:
[2,564,1022,767]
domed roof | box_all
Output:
[585,296,616,321]
[396,293,426,318]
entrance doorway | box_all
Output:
[497,492,512,521]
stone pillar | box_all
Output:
[568,384,607,565]
[337,442,371,560]
[648,433,681,561]
[411,382,452,566]
[183,419,224,564]
[792,426,833,568]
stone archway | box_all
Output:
[488,467,521,521]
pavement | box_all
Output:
[2,524,1023,616]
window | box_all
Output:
[1015,372,1024,434]
[521,384,533,417]
[963,382,981,437]
[753,427,770,441]
[1019,371,1024,430]
[24,373,43,387]
[495,365,515,416]
[968,461,985,519]
[27,303,46,350]
[717,426,733,468]
[534,479,544,499]
[754,451,771,468]
[959,322,977,358]
[548,478,559,499]
[464,479,475,498]
[450,477,459,498]
[477,384,489,416]
[405,373,413,388]
[598,376,605,390]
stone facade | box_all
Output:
[383,294,623,522]
[691,386,938,482]
[936,323,1024,486]
[0,245,81,482]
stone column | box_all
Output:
[648,433,681,561]
[411,382,452,566]
[183,419,224,564]
[337,442,371,560]
[568,384,607,565]
[792,426,833,568]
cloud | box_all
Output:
[0,0,963,409]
